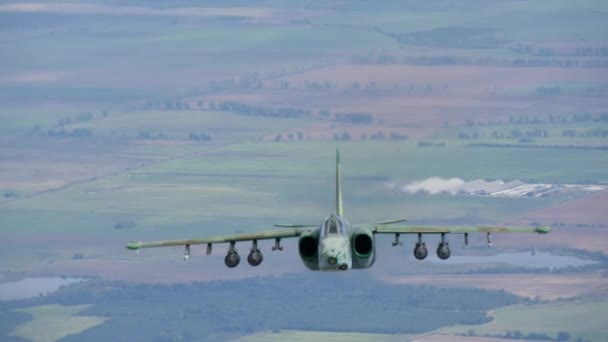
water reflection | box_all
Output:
[0,277,83,301]
[428,252,596,269]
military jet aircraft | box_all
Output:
[126,150,550,271]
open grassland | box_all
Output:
[11,304,107,342]
[443,300,608,341]
[513,190,608,227]
[234,330,412,342]
[0,137,217,195]
[174,142,608,183]
[0,108,319,195]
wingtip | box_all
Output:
[535,225,551,234]
[126,240,142,250]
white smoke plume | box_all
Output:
[398,177,607,198]
[402,177,466,195]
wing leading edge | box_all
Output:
[373,224,550,234]
[126,228,309,250]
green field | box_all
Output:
[234,329,413,342]
[11,304,107,342]
[443,300,608,341]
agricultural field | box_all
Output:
[382,272,608,301]
[443,301,608,341]
[10,304,106,342]
[235,329,412,342]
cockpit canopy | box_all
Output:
[321,215,348,236]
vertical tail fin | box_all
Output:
[336,149,343,216]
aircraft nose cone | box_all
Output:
[326,248,339,264]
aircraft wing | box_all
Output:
[126,228,309,250]
[273,224,317,229]
[373,224,550,234]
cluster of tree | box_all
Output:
[345,81,379,91]
[273,79,437,94]
[0,273,521,340]
[458,132,480,140]
[141,75,270,111]
[352,53,608,69]
[389,132,408,141]
[461,261,607,275]
[2,191,17,198]
[353,54,473,66]
[562,128,608,138]
[217,101,311,118]
[536,87,561,96]
[535,85,608,97]
[274,132,306,142]
[144,99,191,111]
[575,47,608,57]
[467,143,608,151]
[113,221,136,230]
[468,112,608,127]
[319,109,331,118]
[417,141,446,147]
[303,81,334,91]
[138,131,168,140]
[333,132,352,141]
[511,44,560,56]
[490,129,549,139]
[512,58,608,68]
[511,44,608,58]
[462,330,576,341]
[325,131,409,141]
[334,112,374,125]
[46,128,93,138]
[546,246,608,264]
[56,112,96,126]
[188,132,212,141]
[237,73,263,89]
[368,131,386,141]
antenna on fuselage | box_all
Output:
[336,148,343,217]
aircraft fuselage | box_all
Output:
[316,214,353,271]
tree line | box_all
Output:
[0,273,521,341]
[460,329,579,342]
[466,112,608,127]
[351,54,608,69]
